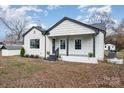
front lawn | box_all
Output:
[0,56,124,88]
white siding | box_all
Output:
[46,36,52,56]
[23,28,45,57]
[48,20,95,36]
[95,32,104,60]
[2,50,20,56]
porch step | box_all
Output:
[47,55,57,61]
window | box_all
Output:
[30,39,40,49]
[60,40,65,49]
[75,39,81,49]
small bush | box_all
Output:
[20,47,25,57]
[58,54,61,58]
[34,55,39,58]
[30,54,34,58]
[88,52,93,57]
[47,51,50,56]
[43,57,47,60]
[25,54,29,58]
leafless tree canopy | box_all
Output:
[112,18,124,35]
[88,11,115,29]
[0,17,29,42]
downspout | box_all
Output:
[93,35,95,57]
[45,35,46,59]
[93,30,99,57]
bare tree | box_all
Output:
[0,17,29,42]
[112,18,124,35]
[88,10,115,29]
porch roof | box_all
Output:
[48,32,95,37]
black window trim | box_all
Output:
[75,39,81,50]
[30,39,40,49]
[60,39,66,49]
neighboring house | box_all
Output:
[0,45,6,55]
[0,42,6,55]
[0,45,22,56]
[105,44,116,51]
[23,17,106,63]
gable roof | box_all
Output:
[46,17,106,35]
[23,26,46,37]
[0,45,6,49]
[4,45,22,50]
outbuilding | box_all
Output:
[105,44,116,51]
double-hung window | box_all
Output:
[60,40,65,49]
[75,39,81,49]
[30,39,40,49]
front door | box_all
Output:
[108,46,110,51]
[52,39,55,54]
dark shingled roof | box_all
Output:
[4,45,22,50]
[0,45,6,49]
[23,26,46,37]
[91,23,106,31]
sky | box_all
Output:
[0,5,124,40]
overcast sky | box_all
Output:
[0,5,124,40]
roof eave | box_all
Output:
[23,26,45,37]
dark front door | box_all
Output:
[108,46,110,51]
[52,39,55,54]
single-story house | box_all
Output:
[23,17,106,63]
[104,44,116,51]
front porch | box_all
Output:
[47,34,97,63]
[49,34,96,56]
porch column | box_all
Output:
[66,36,69,56]
[93,35,95,57]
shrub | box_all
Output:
[34,55,39,58]
[88,52,93,57]
[47,51,50,56]
[43,57,47,60]
[30,54,34,58]
[20,47,25,57]
[58,54,61,58]
[25,54,29,58]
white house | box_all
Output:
[105,44,116,51]
[23,17,106,63]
